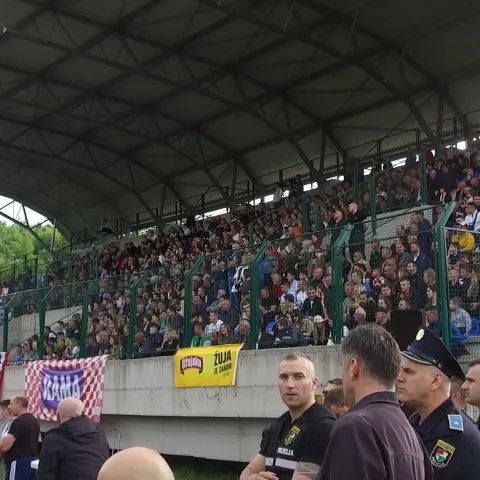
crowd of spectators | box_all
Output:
[4,145,480,361]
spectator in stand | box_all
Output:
[11,145,480,360]
[450,297,472,335]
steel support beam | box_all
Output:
[0,210,49,250]
[300,0,470,135]
[197,0,438,144]
[436,95,444,147]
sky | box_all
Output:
[0,196,50,228]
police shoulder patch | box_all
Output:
[430,440,455,468]
[448,414,464,431]
[284,426,301,446]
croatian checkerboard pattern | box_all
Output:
[25,356,108,423]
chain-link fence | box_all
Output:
[183,247,258,349]
[332,206,437,343]
[443,227,480,365]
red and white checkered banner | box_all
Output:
[25,356,108,423]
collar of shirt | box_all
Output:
[410,398,456,436]
[350,391,399,412]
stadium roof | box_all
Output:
[0,0,480,241]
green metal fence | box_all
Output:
[331,205,438,342]
[182,246,261,350]
[4,205,465,362]
[249,154,428,245]
[438,215,480,363]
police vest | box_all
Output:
[260,403,335,480]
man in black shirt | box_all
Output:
[240,352,335,480]
[0,396,39,480]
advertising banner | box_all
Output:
[25,356,108,422]
[174,344,242,388]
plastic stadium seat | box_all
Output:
[468,318,479,337]
[451,324,466,344]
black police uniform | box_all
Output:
[402,326,480,480]
[259,402,335,480]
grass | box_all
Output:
[174,465,238,480]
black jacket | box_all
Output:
[36,415,110,480]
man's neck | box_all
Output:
[416,394,449,421]
[352,383,394,407]
[289,398,315,422]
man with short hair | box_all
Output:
[323,389,349,419]
[450,376,476,423]
[462,358,480,430]
[319,324,432,480]
[450,377,467,411]
[241,353,335,480]
[0,399,14,441]
[36,397,110,480]
[322,378,342,397]
[0,395,40,480]
[398,327,480,478]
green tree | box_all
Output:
[0,222,68,280]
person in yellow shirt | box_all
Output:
[451,226,476,253]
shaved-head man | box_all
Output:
[57,397,84,423]
[241,352,335,480]
[97,447,175,480]
[36,397,109,480]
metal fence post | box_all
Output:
[182,255,205,348]
[2,293,19,352]
[301,194,309,234]
[248,222,254,245]
[369,175,377,235]
[38,286,54,359]
[127,272,150,358]
[331,224,353,344]
[314,206,321,232]
[80,280,100,358]
[434,201,455,350]
[420,150,428,205]
[250,242,269,349]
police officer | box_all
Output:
[319,324,432,480]
[240,352,335,480]
[398,326,480,479]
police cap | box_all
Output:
[401,326,464,379]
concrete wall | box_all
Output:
[2,347,342,461]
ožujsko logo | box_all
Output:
[180,356,204,375]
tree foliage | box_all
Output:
[0,222,68,277]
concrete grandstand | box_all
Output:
[1,0,480,461]
[1,0,480,368]
[0,0,478,240]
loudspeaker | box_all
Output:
[390,310,423,351]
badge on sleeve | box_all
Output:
[448,414,464,431]
[430,440,455,468]
[284,426,300,446]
